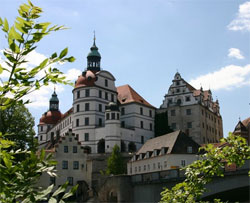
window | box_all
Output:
[135,167,137,172]
[99,90,102,98]
[176,81,180,85]
[139,166,141,172]
[111,94,114,102]
[149,110,152,117]
[153,163,156,170]
[85,103,89,111]
[158,162,161,169]
[176,89,180,93]
[99,104,102,112]
[140,107,143,115]
[186,109,191,115]
[73,161,79,170]
[64,146,68,153]
[69,137,72,142]
[85,89,90,97]
[164,161,167,168]
[85,117,89,126]
[77,91,80,99]
[62,161,68,169]
[141,136,144,144]
[181,160,186,167]
[105,92,108,100]
[50,177,56,185]
[140,121,144,129]
[170,109,176,116]
[106,113,110,120]
[144,165,146,171]
[187,122,192,128]
[202,122,205,128]
[99,118,102,126]
[168,99,172,104]
[76,104,80,112]
[150,123,153,131]
[85,133,89,141]
[105,79,108,87]
[111,113,115,120]
[73,146,77,153]
[76,119,79,127]
[121,107,125,115]
[117,113,119,120]
[187,146,192,153]
[67,177,73,186]
[40,135,43,141]
[171,123,176,130]
[185,96,190,102]
[41,126,43,132]
[121,121,125,128]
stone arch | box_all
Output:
[107,190,118,203]
[98,139,105,153]
[128,141,136,152]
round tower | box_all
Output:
[38,90,62,144]
[105,102,121,153]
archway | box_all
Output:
[98,139,105,153]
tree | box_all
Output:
[0,102,36,151]
[160,134,250,203]
[106,145,126,175]
[0,1,77,202]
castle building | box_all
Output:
[38,38,156,154]
[159,72,223,144]
[233,117,250,145]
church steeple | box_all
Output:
[49,89,59,111]
[87,33,101,71]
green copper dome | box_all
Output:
[87,41,101,58]
[50,91,59,102]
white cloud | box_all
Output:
[189,64,250,91]
[228,1,250,31]
[228,48,244,59]
[64,68,82,81]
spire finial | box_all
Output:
[239,116,241,121]
[93,30,96,46]
[54,85,56,93]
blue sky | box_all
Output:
[0,0,249,136]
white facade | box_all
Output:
[37,41,156,154]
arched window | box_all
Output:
[98,139,105,153]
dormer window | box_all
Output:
[187,146,193,153]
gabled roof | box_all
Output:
[117,84,155,108]
[234,121,248,133]
[136,130,181,155]
[242,117,250,127]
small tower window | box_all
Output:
[121,121,125,128]
[150,123,153,131]
[85,89,90,97]
[140,107,143,115]
[85,133,89,141]
[85,103,90,111]
[85,117,89,126]
[77,91,80,99]
[105,92,108,100]
[121,107,125,115]
[105,79,108,87]
[106,113,110,120]
[76,104,80,112]
[141,136,144,144]
[111,113,115,120]
[99,90,102,98]
[99,118,102,126]
[76,119,79,127]
[140,121,144,129]
[111,94,114,102]
[149,110,152,117]
[99,104,102,112]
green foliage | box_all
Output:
[0,0,75,110]
[106,145,126,175]
[160,134,250,203]
[155,111,173,137]
[0,1,77,202]
[0,102,36,152]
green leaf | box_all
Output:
[52,183,68,197]
[35,184,54,200]
[9,26,23,42]
[0,64,3,74]
[3,156,12,169]
[0,17,3,26]
[59,47,68,58]
[3,18,9,32]
[39,58,48,68]
[48,197,57,203]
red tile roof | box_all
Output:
[117,84,155,108]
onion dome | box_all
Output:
[39,111,62,125]
[75,70,97,88]
[87,34,101,71]
[106,102,120,112]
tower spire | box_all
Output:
[87,33,101,71]
[93,30,96,46]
